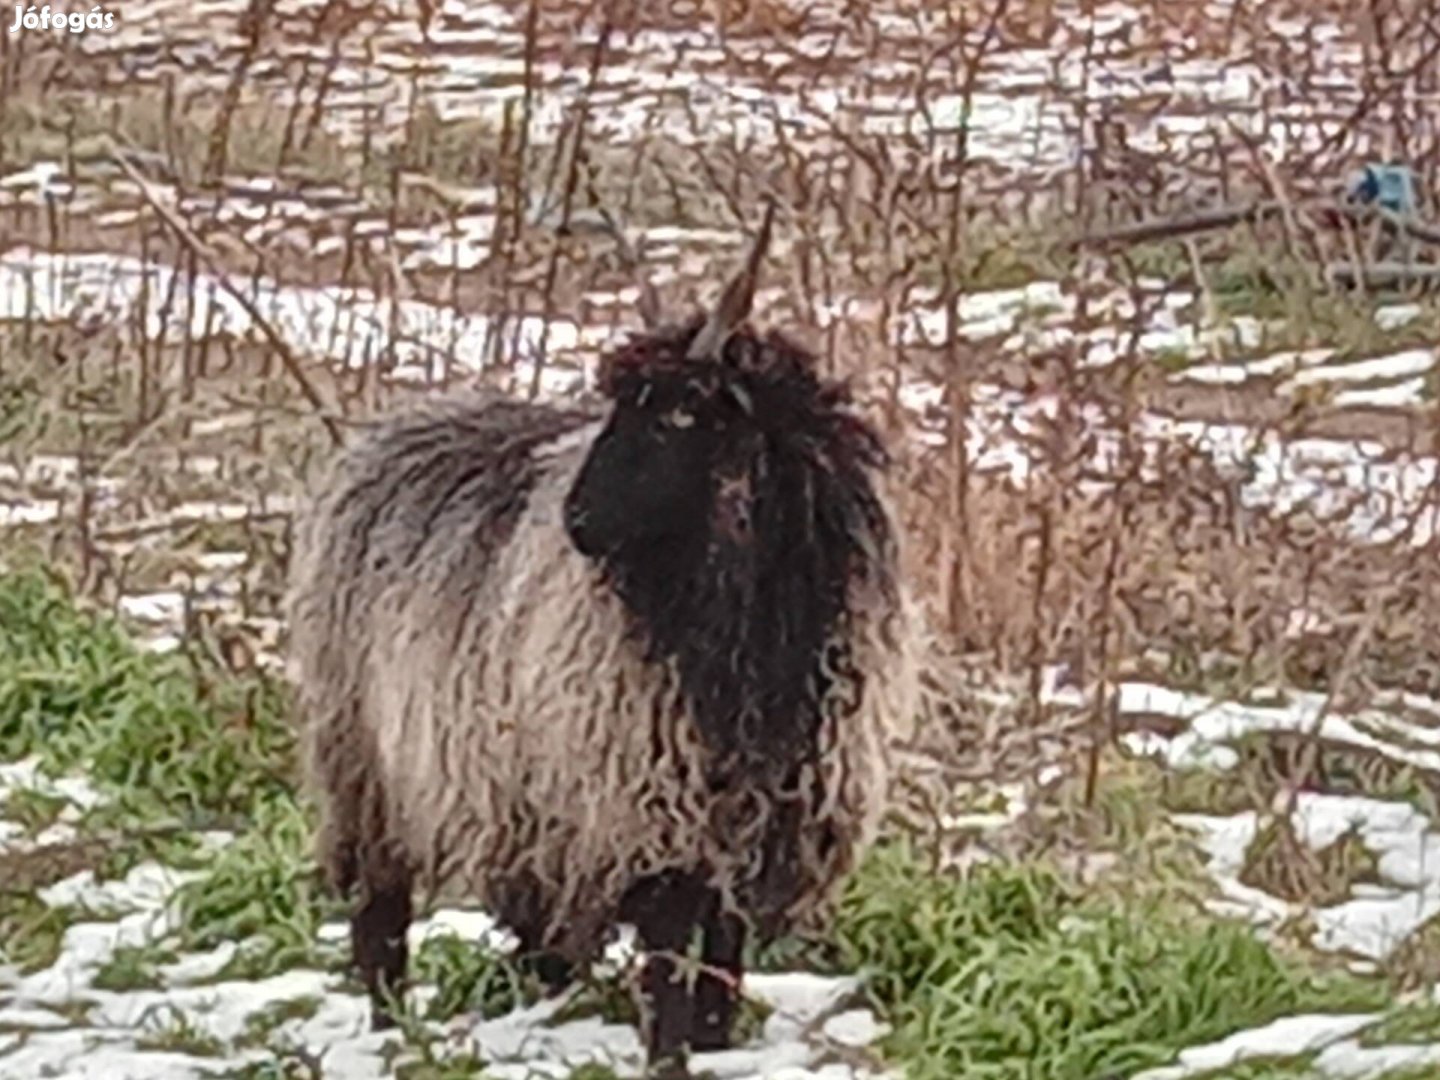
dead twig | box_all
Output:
[108,140,346,447]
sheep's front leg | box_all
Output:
[352,869,413,1031]
[622,872,709,1076]
[513,925,575,997]
[690,904,745,1052]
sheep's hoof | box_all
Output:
[645,1054,691,1080]
[519,951,575,996]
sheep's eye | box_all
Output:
[661,407,695,429]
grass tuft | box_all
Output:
[171,796,340,981]
[1239,817,1380,907]
[0,889,74,972]
[1360,999,1440,1046]
[832,841,1387,1080]
[411,934,538,1023]
[92,942,180,992]
[1383,912,1440,993]
[0,567,296,826]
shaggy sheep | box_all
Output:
[284,208,920,1074]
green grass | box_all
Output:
[411,933,537,1023]
[831,841,1388,1080]
[92,943,180,992]
[1371,1067,1440,1080]
[171,795,341,980]
[133,1004,227,1057]
[239,995,325,1047]
[0,889,75,972]
[0,566,296,826]
[1361,999,1440,1046]
[0,786,70,834]
[1183,1057,1318,1079]
[0,565,336,980]
[1240,819,1381,907]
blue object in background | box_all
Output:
[1348,163,1418,216]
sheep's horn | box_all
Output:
[686,200,776,361]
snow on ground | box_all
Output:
[0,908,890,1079]
[1116,683,1440,967]
[1133,1013,1384,1079]
[0,247,586,391]
[0,760,892,1078]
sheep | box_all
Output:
[284,206,921,1075]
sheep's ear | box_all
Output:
[686,200,776,362]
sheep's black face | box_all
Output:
[564,318,894,781]
[564,375,743,559]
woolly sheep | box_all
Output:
[284,207,921,1075]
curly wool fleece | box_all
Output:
[285,390,921,965]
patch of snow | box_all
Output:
[1176,347,1338,384]
[823,1009,890,1047]
[0,1032,235,1079]
[157,944,239,986]
[1375,303,1421,331]
[138,635,185,654]
[1311,891,1440,961]
[38,863,200,916]
[1314,1038,1440,1077]
[0,759,104,811]
[1133,1011,1382,1079]
[0,248,585,387]
[0,501,61,526]
[89,970,336,1044]
[1,871,885,1080]
[1135,679,1440,957]
[1286,348,1435,389]
[1116,682,1440,777]
[117,593,188,624]
[461,995,645,1073]
[1333,377,1428,408]
[747,972,862,1044]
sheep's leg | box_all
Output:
[689,904,746,1052]
[621,871,709,1075]
[352,859,413,1031]
[513,926,575,996]
[500,875,576,996]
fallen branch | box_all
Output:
[107,139,347,448]
[95,508,293,544]
[1071,198,1440,253]
[1067,201,1277,250]
[1326,262,1440,289]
